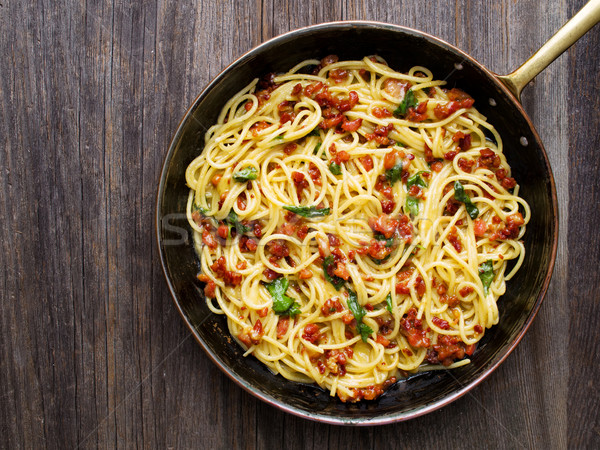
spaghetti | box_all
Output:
[185,55,529,402]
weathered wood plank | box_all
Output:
[0,0,597,448]
[567,1,600,447]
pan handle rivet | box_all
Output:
[454,62,464,70]
[520,137,529,146]
[488,98,497,106]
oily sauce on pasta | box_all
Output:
[185,55,529,402]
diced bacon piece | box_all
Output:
[302,323,321,344]
[368,213,400,239]
[276,318,289,338]
[383,78,409,98]
[299,268,313,279]
[202,229,219,249]
[248,320,264,345]
[359,155,374,171]
[341,117,362,132]
[473,219,487,237]
[321,298,343,317]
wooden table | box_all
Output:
[1,0,598,448]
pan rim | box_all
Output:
[156,21,559,425]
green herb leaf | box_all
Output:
[385,162,403,185]
[328,162,342,175]
[347,290,365,322]
[273,293,296,314]
[307,128,321,137]
[283,205,331,218]
[323,255,345,290]
[371,254,391,265]
[407,171,429,189]
[286,302,302,318]
[406,196,420,217]
[454,181,479,219]
[374,233,395,248]
[192,203,209,215]
[266,276,289,298]
[266,277,301,317]
[385,293,393,313]
[393,89,418,117]
[347,290,373,342]
[478,260,494,296]
[464,203,479,220]
[227,210,251,234]
[312,142,322,154]
[357,322,374,342]
[232,166,258,182]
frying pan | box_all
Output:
[156,1,600,424]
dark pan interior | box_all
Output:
[157,22,557,424]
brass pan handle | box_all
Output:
[497,0,600,100]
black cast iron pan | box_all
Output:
[156,1,599,425]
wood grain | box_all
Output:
[0,0,597,448]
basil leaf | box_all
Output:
[453,181,479,219]
[266,277,301,316]
[266,277,289,298]
[406,196,420,217]
[407,171,429,189]
[272,294,296,314]
[307,127,321,137]
[232,167,258,182]
[312,142,322,154]
[323,255,345,290]
[227,210,251,234]
[347,290,373,342]
[465,203,479,220]
[478,260,494,296]
[385,162,403,185]
[385,293,393,313]
[286,302,302,318]
[393,89,418,117]
[283,205,330,218]
[329,162,342,175]
[347,290,365,322]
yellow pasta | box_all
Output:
[185,56,529,402]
